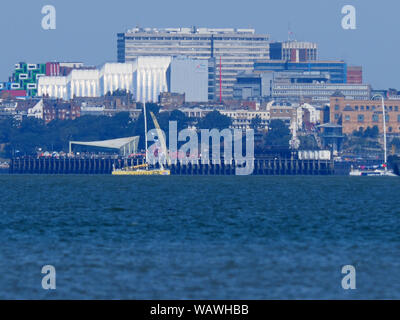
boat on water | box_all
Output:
[349,165,397,177]
[349,95,397,177]
[112,103,171,176]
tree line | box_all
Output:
[0,105,292,158]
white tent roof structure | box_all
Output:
[69,136,139,156]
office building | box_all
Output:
[269,41,317,62]
[254,60,347,83]
[117,27,270,100]
[233,70,331,100]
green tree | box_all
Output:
[265,119,291,148]
[299,135,319,150]
[250,115,262,131]
[197,111,232,131]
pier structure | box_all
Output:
[9,157,334,175]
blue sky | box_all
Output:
[0,0,397,89]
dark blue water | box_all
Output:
[0,175,399,299]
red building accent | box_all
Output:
[1,90,27,98]
[46,62,61,76]
[347,66,363,84]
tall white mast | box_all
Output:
[381,96,388,172]
[144,102,148,164]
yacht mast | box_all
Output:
[381,96,388,172]
[144,102,148,164]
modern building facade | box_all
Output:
[38,61,151,101]
[330,93,400,134]
[233,70,331,101]
[269,41,317,62]
[254,60,347,83]
[0,62,87,98]
[0,62,46,97]
[38,57,206,103]
[117,27,270,100]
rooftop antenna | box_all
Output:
[288,23,294,41]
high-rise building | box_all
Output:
[117,27,270,100]
[269,41,317,62]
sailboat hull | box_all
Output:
[112,169,171,176]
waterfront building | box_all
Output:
[117,27,270,100]
[329,92,400,134]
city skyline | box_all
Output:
[0,0,398,90]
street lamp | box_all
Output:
[372,94,387,172]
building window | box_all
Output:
[397,115,400,122]
[389,127,393,132]
[335,114,340,119]
[355,106,359,110]
[335,105,340,110]
[395,106,399,111]
[373,114,379,122]
[345,115,350,121]
[358,114,364,122]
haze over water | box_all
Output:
[0,175,399,299]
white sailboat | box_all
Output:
[112,103,170,176]
[350,95,397,176]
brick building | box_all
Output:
[42,100,80,123]
[330,92,400,134]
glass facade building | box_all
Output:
[254,60,347,84]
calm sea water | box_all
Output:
[0,175,399,299]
